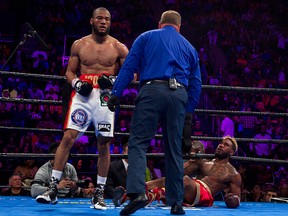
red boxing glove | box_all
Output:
[224,193,240,208]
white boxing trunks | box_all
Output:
[63,74,114,138]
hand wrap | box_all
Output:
[72,78,93,97]
[98,74,116,90]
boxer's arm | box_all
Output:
[183,159,199,176]
[224,173,242,208]
[65,40,92,96]
[229,173,242,198]
[115,41,129,67]
[66,40,81,85]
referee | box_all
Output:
[108,10,202,215]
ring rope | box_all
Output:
[201,84,288,94]
[121,104,288,117]
[1,70,288,94]
[0,70,65,80]
[0,153,287,165]
[0,97,62,105]
[1,71,287,163]
[1,97,287,117]
[0,126,287,144]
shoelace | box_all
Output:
[96,189,105,202]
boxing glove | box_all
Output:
[72,78,93,97]
[182,113,192,154]
[98,74,115,90]
[107,94,120,112]
[224,193,240,208]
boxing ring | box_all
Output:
[0,196,288,216]
[1,70,288,215]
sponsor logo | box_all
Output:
[83,74,99,86]
[98,123,111,132]
[71,109,88,127]
[100,91,111,106]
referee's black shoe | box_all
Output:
[171,203,185,215]
[120,193,149,215]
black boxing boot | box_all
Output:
[92,184,107,210]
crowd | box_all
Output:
[0,0,288,202]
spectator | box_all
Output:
[192,120,204,136]
[1,173,30,196]
[249,125,273,157]
[44,81,60,94]
[31,49,48,72]
[237,107,262,138]
[263,189,277,202]
[278,183,288,198]
[147,159,162,180]
[76,179,95,198]
[205,140,215,154]
[1,89,12,110]
[31,142,80,199]
[220,115,235,137]
[0,102,11,126]
[6,135,18,153]
[10,103,29,127]
[236,107,263,153]
[104,142,129,199]
[45,87,59,100]
[207,29,218,45]
[246,184,264,202]
[14,159,38,187]
[37,54,49,74]
[28,84,44,100]
[105,140,152,199]
[26,104,43,128]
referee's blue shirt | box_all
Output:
[112,25,202,113]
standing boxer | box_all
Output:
[35,7,129,211]
[108,10,201,215]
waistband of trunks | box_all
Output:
[79,73,112,88]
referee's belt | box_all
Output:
[142,79,185,89]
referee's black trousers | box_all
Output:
[126,82,187,206]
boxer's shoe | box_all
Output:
[92,185,107,210]
[36,177,59,204]
[113,186,126,207]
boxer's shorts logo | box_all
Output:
[71,109,88,127]
[98,123,111,132]
[100,91,111,106]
